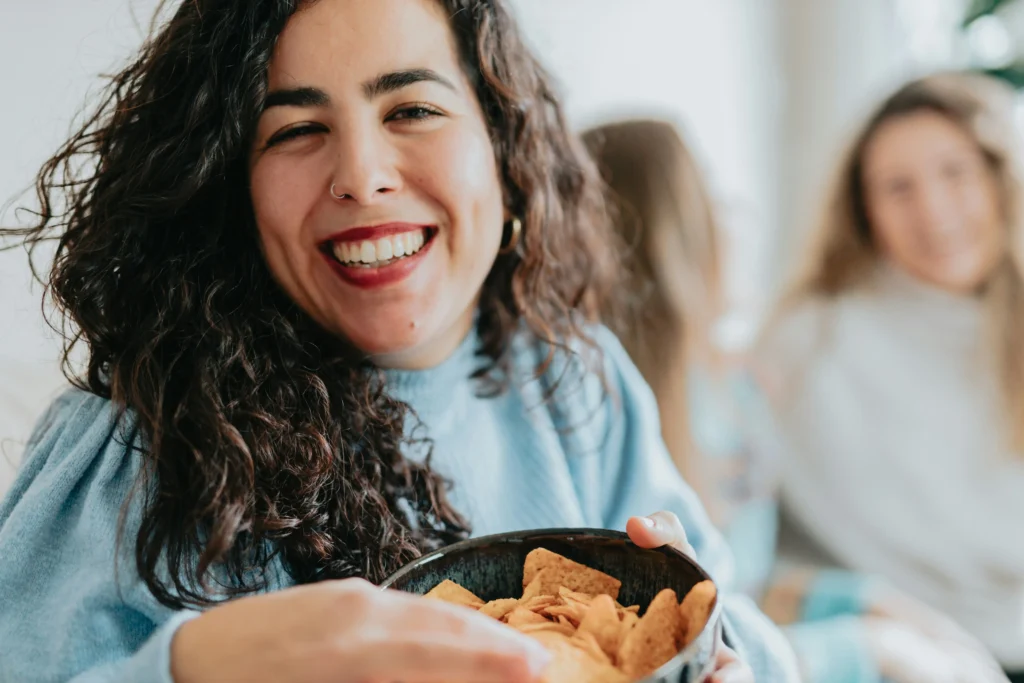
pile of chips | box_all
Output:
[424,548,718,682]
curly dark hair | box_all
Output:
[3,0,619,609]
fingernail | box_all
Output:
[641,516,657,529]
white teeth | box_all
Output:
[332,229,429,266]
[360,241,376,263]
[376,237,393,261]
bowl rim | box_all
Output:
[379,527,725,681]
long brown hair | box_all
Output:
[4,0,617,608]
[773,72,1024,451]
[583,119,722,480]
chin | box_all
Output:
[926,267,990,294]
[344,326,425,357]
[915,249,1000,294]
[322,292,475,368]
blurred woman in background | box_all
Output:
[582,120,778,597]
[758,72,1024,681]
[586,117,1008,683]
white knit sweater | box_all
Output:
[761,263,1024,668]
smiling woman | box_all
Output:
[249,0,506,366]
[0,1,795,682]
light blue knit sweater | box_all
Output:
[0,326,799,682]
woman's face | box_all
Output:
[250,0,505,369]
[862,110,1005,294]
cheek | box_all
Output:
[247,157,330,317]
[412,127,504,241]
[964,181,1005,247]
[869,201,917,259]
[249,158,323,262]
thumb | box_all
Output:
[626,511,696,559]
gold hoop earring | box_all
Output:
[499,217,522,255]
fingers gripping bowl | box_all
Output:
[381,529,724,683]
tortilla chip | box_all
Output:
[576,593,622,660]
[521,568,550,601]
[544,601,589,627]
[679,580,717,646]
[517,619,577,638]
[522,548,622,600]
[559,586,596,605]
[521,594,560,612]
[507,606,551,629]
[572,630,614,667]
[619,609,640,630]
[479,598,519,620]
[423,579,484,608]
[533,632,630,683]
[617,588,683,679]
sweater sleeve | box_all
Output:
[592,327,801,683]
[0,389,199,683]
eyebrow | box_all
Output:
[262,87,330,111]
[362,68,457,99]
[262,69,457,112]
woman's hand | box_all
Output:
[862,615,1009,683]
[865,586,1008,683]
[170,578,551,683]
[627,511,755,683]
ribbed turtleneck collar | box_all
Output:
[382,326,484,406]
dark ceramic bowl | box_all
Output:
[381,528,723,683]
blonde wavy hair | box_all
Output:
[778,72,1024,451]
[583,119,722,478]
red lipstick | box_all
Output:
[319,223,436,290]
[322,222,427,245]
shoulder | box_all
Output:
[26,387,127,445]
[589,325,659,416]
[23,387,135,471]
[758,297,830,356]
[0,388,141,528]
[754,295,839,388]
[520,324,648,403]
[0,391,184,681]
[533,324,644,388]
[589,324,641,378]
[520,324,655,442]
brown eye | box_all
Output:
[386,105,443,123]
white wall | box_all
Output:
[513,0,784,341]
[0,0,784,495]
[775,0,906,277]
[0,0,162,493]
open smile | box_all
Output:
[318,223,438,289]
